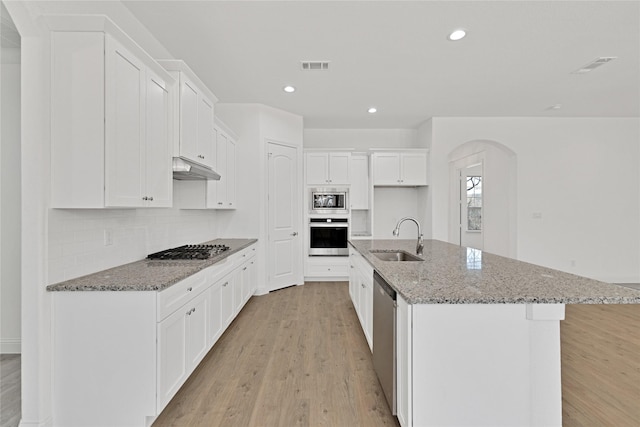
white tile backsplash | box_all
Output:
[48,206,218,284]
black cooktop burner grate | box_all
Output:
[147,244,229,260]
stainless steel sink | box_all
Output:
[370,250,423,262]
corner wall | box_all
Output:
[430,117,640,283]
[216,103,304,293]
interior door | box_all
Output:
[267,142,300,291]
[457,162,484,250]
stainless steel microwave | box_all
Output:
[309,188,349,214]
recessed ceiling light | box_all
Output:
[283,85,296,93]
[368,107,377,114]
[545,104,562,111]
[448,29,467,41]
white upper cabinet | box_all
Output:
[350,154,369,209]
[211,120,237,209]
[372,150,428,186]
[306,152,351,185]
[174,119,238,210]
[50,17,174,208]
[158,60,218,170]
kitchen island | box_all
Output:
[348,239,640,427]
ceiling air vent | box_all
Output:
[571,57,617,74]
[301,61,330,71]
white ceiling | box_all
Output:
[123,0,640,129]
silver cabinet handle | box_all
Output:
[218,202,223,205]
[187,287,193,292]
[149,196,154,201]
[229,203,232,206]
[361,283,365,288]
[197,154,205,159]
[142,196,148,201]
[243,267,247,271]
[223,282,228,287]
[291,232,298,236]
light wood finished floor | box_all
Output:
[0,354,21,427]
[153,281,399,427]
[561,304,640,426]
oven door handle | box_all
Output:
[309,223,349,228]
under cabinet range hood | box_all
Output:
[172,157,221,180]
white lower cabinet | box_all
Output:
[219,272,235,328]
[51,243,258,427]
[157,288,209,409]
[305,256,350,280]
[348,247,374,351]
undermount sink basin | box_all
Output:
[370,250,423,262]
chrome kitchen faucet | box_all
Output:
[392,217,424,255]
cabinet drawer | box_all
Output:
[157,269,210,322]
[307,262,349,276]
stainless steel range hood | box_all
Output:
[172,157,221,181]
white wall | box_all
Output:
[217,103,304,293]
[48,204,218,284]
[1,46,21,353]
[431,117,640,283]
[304,128,417,149]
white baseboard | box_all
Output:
[19,417,53,427]
[253,286,269,296]
[1,338,21,354]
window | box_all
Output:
[467,176,482,231]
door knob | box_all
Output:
[291,232,298,236]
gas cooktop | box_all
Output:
[147,244,230,260]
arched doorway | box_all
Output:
[448,140,517,258]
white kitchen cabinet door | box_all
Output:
[226,139,237,208]
[197,95,215,168]
[179,78,200,164]
[245,258,256,301]
[400,152,428,185]
[157,305,188,409]
[185,290,209,369]
[306,152,330,185]
[350,155,369,209]
[361,272,373,350]
[328,152,351,185]
[220,273,235,328]
[104,35,146,207]
[233,265,244,315]
[372,152,401,185]
[144,70,172,207]
[208,282,223,347]
[215,129,228,206]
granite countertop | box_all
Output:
[349,239,640,305]
[47,238,258,292]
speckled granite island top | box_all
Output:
[47,239,257,292]
[349,239,640,305]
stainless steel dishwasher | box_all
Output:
[372,271,396,415]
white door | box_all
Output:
[452,159,484,250]
[268,142,301,291]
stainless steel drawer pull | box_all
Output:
[187,287,193,292]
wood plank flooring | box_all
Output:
[561,304,640,426]
[0,354,21,427]
[153,281,398,427]
[154,282,640,427]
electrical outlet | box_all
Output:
[570,260,576,267]
[104,229,113,246]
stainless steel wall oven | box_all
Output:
[308,218,349,256]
